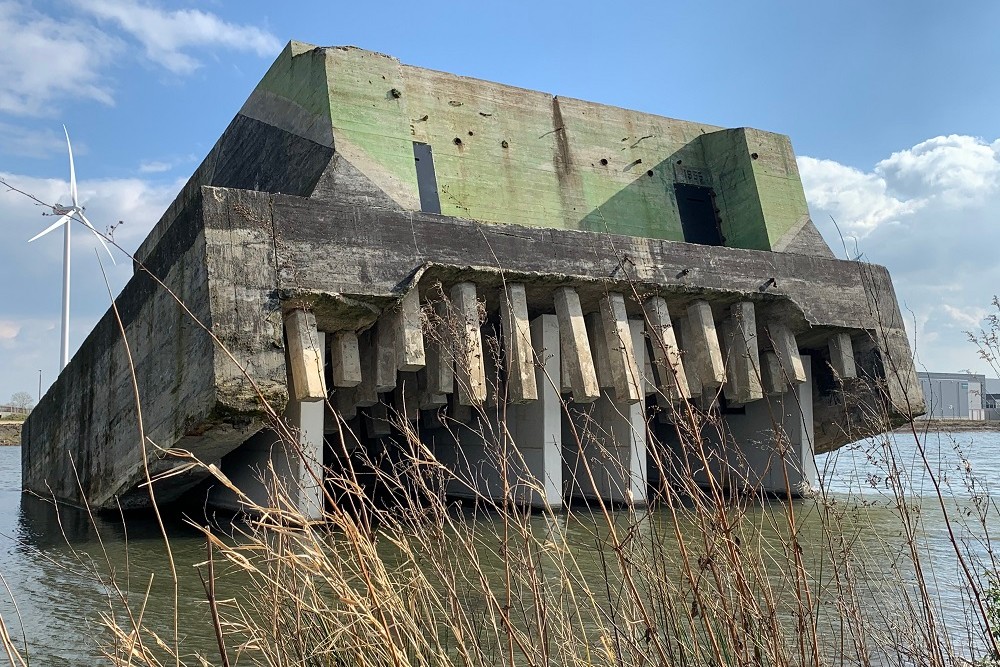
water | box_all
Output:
[1,430,999,665]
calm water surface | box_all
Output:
[1,429,999,665]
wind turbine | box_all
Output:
[28,126,115,370]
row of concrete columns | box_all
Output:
[259,285,851,517]
[285,285,855,413]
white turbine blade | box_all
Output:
[78,211,116,265]
[28,214,71,243]
[64,125,78,208]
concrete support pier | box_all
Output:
[506,314,563,508]
[439,314,563,508]
[565,320,648,505]
[555,287,600,403]
[722,302,764,405]
[214,330,326,520]
[676,355,817,496]
[685,300,727,397]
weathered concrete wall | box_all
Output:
[23,183,922,509]
[135,41,832,259]
[22,190,287,509]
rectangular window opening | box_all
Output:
[413,142,441,214]
[675,183,723,246]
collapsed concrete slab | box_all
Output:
[22,42,923,512]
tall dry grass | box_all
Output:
[57,286,1000,665]
[1,199,998,666]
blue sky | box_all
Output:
[2,0,999,402]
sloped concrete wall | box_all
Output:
[23,190,287,509]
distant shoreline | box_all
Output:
[899,420,1000,433]
[0,422,22,446]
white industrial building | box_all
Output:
[917,372,988,420]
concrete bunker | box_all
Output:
[21,42,924,517]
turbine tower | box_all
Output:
[29,126,115,369]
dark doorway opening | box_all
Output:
[413,142,441,214]
[675,183,723,246]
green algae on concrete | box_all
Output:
[242,42,817,250]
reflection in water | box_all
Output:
[2,451,219,665]
[0,430,998,665]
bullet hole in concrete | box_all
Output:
[751,153,759,160]
[501,140,509,148]
[647,170,654,177]
[454,137,463,146]
[600,158,609,166]
[390,88,402,98]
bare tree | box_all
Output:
[9,391,34,411]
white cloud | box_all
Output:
[800,135,1000,375]
[876,135,1000,204]
[0,321,20,340]
[75,0,282,74]
[0,122,77,158]
[797,156,921,238]
[0,1,278,120]
[0,2,119,116]
[940,305,988,330]
[138,159,172,173]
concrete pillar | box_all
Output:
[353,330,379,408]
[643,296,691,401]
[585,312,614,390]
[722,302,763,405]
[677,315,703,398]
[396,288,426,372]
[642,341,657,396]
[565,320,647,505]
[395,371,421,420]
[333,385,357,420]
[283,309,326,402]
[760,351,787,396]
[500,283,538,403]
[765,320,806,384]
[600,293,643,405]
[375,318,397,393]
[554,286,600,403]
[506,314,563,508]
[425,300,454,396]
[417,368,448,410]
[450,282,487,405]
[365,401,392,437]
[686,355,817,495]
[560,353,573,395]
[685,300,726,393]
[330,331,362,388]
[828,332,857,379]
[214,330,326,519]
